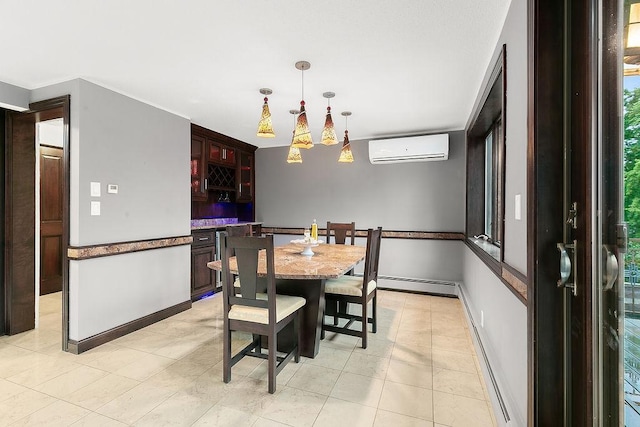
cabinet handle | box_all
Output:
[222,148,226,160]
[198,237,210,241]
[204,179,208,190]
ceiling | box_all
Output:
[0,0,512,148]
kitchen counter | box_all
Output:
[190,218,262,231]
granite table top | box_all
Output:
[207,243,366,280]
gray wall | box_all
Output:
[257,131,465,231]
[461,0,528,424]
[467,0,528,275]
[462,247,527,426]
[0,81,29,111]
[256,131,466,284]
[31,79,191,341]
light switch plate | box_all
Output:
[90,182,101,197]
[515,194,522,220]
[90,201,100,216]
[107,184,118,194]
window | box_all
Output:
[484,130,494,237]
[466,45,506,265]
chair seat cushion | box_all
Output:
[325,276,377,297]
[229,293,306,325]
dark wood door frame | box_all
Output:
[528,0,604,424]
[3,96,70,350]
[5,109,37,335]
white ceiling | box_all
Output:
[0,0,512,148]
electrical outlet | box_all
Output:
[481,310,484,328]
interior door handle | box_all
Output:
[557,241,577,296]
[557,243,572,287]
[602,245,619,291]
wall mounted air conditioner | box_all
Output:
[368,133,449,164]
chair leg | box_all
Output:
[321,307,326,340]
[268,329,277,394]
[372,293,377,334]
[295,312,301,363]
[223,327,232,383]
[361,298,368,349]
[334,300,341,326]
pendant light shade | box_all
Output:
[292,61,314,149]
[257,88,275,138]
[338,111,354,163]
[287,109,303,163]
[321,92,338,145]
[629,3,640,48]
[287,139,303,163]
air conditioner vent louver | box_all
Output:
[368,134,449,164]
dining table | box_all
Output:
[207,241,366,358]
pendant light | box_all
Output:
[320,92,338,145]
[292,61,313,149]
[256,88,275,138]
[287,109,302,163]
[338,111,354,163]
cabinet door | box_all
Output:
[191,245,215,300]
[191,135,208,201]
[209,140,236,166]
[236,150,254,203]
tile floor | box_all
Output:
[0,290,496,426]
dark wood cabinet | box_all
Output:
[209,140,236,166]
[191,124,257,220]
[191,135,208,201]
[236,150,254,203]
[190,230,215,300]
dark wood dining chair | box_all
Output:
[324,221,357,329]
[221,233,305,393]
[325,221,356,245]
[226,224,252,238]
[322,227,382,349]
[226,225,252,292]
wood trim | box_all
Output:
[465,239,501,275]
[527,0,568,423]
[68,235,193,260]
[502,262,527,285]
[5,110,36,335]
[191,123,257,153]
[499,44,508,263]
[465,240,528,304]
[501,266,527,304]
[465,45,507,254]
[67,300,192,354]
[27,96,70,347]
[0,109,4,335]
[260,227,464,241]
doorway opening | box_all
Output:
[35,118,65,348]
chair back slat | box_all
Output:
[363,227,383,285]
[221,234,276,313]
[326,221,356,245]
[226,224,252,238]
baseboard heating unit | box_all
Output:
[376,275,458,296]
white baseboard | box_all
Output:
[457,284,524,427]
